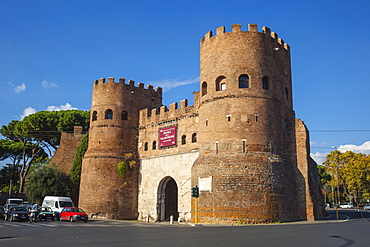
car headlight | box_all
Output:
[13,214,19,216]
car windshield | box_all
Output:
[71,208,85,213]
[12,207,27,211]
[60,201,73,207]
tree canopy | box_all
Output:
[69,133,89,190]
[25,165,72,205]
[322,150,370,206]
[0,110,89,192]
[1,110,89,152]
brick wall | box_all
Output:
[50,126,85,174]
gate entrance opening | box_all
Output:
[157,177,179,221]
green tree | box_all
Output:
[323,150,370,205]
[0,138,48,192]
[317,165,332,203]
[342,152,370,204]
[69,133,89,201]
[0,110,89,192]
[0,163,20,191]
[25,165,72,205]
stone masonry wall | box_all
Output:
[138,150,199,222]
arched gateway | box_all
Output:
[157,176,179,221]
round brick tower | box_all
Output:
[79,77,162,219]
[192,24,307,224]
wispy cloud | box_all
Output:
[311,152,327,165]
[46,103,77,111]
[19,103,78,120]
[15,83,26,93]
[41,80,58,88]
[148,77,199,92]
[20,107,36,120]
[311,141,370,165]
[337,141,370,154]
[1,81,27,93]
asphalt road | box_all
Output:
[0,209,369,247]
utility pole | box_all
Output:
[9,179,12,197]
[191,185,199,224]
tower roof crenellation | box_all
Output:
[93,77,162,94]
[201,23,290,51]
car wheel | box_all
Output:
[84,220,87,223]
[70,217,74,222]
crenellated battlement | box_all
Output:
[139,99,198,128]
[93,77,162,95]
[201,23,290,51]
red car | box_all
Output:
[59,207,88,222]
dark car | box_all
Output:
[38,207,56,221]
[60,207,88,222]
[3,204,18,214]
[5,206,30,222]
[0,206,5,219]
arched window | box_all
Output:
[262,76,269,90]
[284,87,289,100]
[92,111,98,121]
[105,109,113,119]
[181,135,186,145]
[216,76,226,91]
[152,141,157,150]
[144,142,148,151]
[192,133,197,143]
[239,74,249,88]
[121,111,128,120]
[202,81,208,96]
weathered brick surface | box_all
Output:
[79,79,162,219]
[49,126,85,174]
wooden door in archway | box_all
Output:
[158,177,179,221]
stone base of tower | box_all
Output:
[191,153,310,225]
[79,155,138,219]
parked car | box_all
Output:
[3,204,18,215]
[363,204,370,210]
[0,206,5,219]
[59,207,88,222]
[38,207,56,221]
[339,202,354,209]
[5,206,30,221]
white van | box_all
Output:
[41,196,74,213]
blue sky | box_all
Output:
[1,0,369,166]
